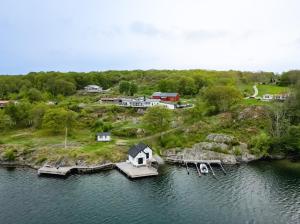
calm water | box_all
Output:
[0,161,299,224]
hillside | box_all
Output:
[0,69,299,167]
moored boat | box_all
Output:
[200,163,209,174]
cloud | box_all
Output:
[183,29,228,42]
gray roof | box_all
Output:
[128,142,149,158]
[96,132,111,137]
[152,92,178,97]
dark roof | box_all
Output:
[152,92,178,97]
[128,142,149,158]
[96,132,111,137]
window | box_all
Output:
[145,153,149,159]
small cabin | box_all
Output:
[84,85,103,93]
[96,132,111,142]
[128,143,153,167]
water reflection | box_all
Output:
[0,161,299,224]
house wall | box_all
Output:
[143,147,153,159]
[128,152,147,166]
[128,147,152,166]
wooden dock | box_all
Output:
[38,163,115,176]
[116,162,158,178]
[165,157,226,176]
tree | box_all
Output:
[129,82,138,96]
[27,88,43,102]
[4,101,32,127]
[119,81,138,96]
[185,100,207,123]
[42,108,77,134]
[178,77,198,96]
[269,103,290,138]
[204,86,242,112]
[142,106,172,139]
[30,103,48,129]
[0,110,12,131]
[119,81,131,95]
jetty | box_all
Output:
[38,163,115,176]
[165,157,226,176]
[116,162,158,178]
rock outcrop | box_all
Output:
[164,133,260,164]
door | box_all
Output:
[138,158,143,165]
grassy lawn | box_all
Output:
[240,98,271,106]
[257,84,289,97]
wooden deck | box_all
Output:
[165,157,226,177]
[165,157,222,164]
[38,163,115,176]
[116,162,158,178]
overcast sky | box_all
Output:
[1,0,300,74]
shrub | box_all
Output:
[3,149,16,161]
[112,128,137,137]
[160,134,184,148]
[250,132,271,156]
[233,148,242,156]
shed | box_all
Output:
[128,143,153,167]
[96,132,111,142]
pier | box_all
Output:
[38,163,115,176]
[116,162,158,178]
[165,157,226,176]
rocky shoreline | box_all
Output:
[0,134,286,171]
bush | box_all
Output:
[233,148,242,156]
[112,128,137,137]
[3,149,16,161]
[160,134,184,148]
[250,132,271,156]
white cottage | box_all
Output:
[84,85,103,93]
[128,143,153,167]
[262,94,274,101]
[96,132,111,142]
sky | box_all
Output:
[0,0,300,74]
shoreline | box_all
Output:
[0,155,294,175]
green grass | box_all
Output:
[240,98,271,106]
[257,84,289,97]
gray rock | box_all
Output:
[206,134,235,144]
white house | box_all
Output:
[158,102,176,110]
[96,132,111,142]
[120,98,161,108]
[128,143,153,167]
[84,85,103,93]
[274,93,289,101]
[262,94,274,101]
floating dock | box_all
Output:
[38,163,115,176]
[116,162,158,178]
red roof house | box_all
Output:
[151,92,180,102]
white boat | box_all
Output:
[200,164,209,174]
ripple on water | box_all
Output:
[0,163,300,224]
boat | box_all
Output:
[200,164,209,174]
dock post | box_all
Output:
[219,163,227,175]
[185,162,190,175]
[195,163,201,177]
[207,163,216,178]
